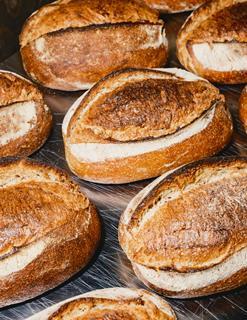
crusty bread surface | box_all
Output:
[20,0,168,91]
[0,70,52,157]
[240,86,247,132]
[63,68,233,184]
[25,288,176,319]
[0,158,101,307]
[119,157,247,297]
[177,0,247,83]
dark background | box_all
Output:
[0,0,52,61]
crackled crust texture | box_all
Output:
[26,288,176,320]
[119,157,247,297]
[177,0,247,83]
[20,0,167,91]
[140,0,205,13]
[240,86,247,132]
[0,159,100,307]
[0,70,52,157]
[63,68,233,184]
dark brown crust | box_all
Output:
[240,86,247,133]
[133,263,247,298]
[0,71,52,157]
[140,0,205,13]
[119,157,246,271]
[0,158,101,307]
[21,22,167,91]
[80,76,220,141]
[177,0,247,84]
[65,100,233,184]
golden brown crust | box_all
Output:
[20,0,167,91]
[177,0,247,84]
[119,157,247,297]
[47,290,176,320]
[119,157,247,271]
[20,0,160,47]
[240,86,247,132]
[63,68,232,184]
[0,71,52,157]
[81,78,220,141]
[0,158,101,307]
[139,0,205,13]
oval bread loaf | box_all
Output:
[0,70,52,157]
[119,157,247,298]
[240,85,247,132]
[0,158,100,307]
[20,0,168,91]
[139,0,205,13]
[177,0,247,83]
[62,68,233,184]
[26,287,176,320]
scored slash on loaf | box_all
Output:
[25,288,176,319]
[177,0,247,84]
[119,157,247,298]
[19,0,168,91]
[0,70,52,157]
[62,67,233,184]
[0,159,101,307]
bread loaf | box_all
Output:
[0,158,100,307]
[140,0,205,13]
[119,157,247,298]
[240,86,247,132]
[63,67,233,184]
[26,288,176,319]
[20,0,168,91]
[0,70,52,157]
[177,0,247,84]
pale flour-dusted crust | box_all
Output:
[139,0,205,13]
[26,287,176,319]
[20,0,168,91]
[0,70,52,157]
[119,157,247,297]
[240,85,247,132]
[0,158,101,307]
[63,68,232,184]
[177,0,247,84]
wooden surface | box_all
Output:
[0,11,246,320]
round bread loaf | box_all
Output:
[177,0,247,84]
[240,86,247,132]
[26,287,176,319]
[0,158,100,307]
[62,67,233,184]
[139,0,205,13]
[19,0,168,91]
[0,70,52,157]
[119,157,247,298]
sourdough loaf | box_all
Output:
[177,0,247,83]
[119,157,247,297]
[26,288,176,319]
[0,158,100,307]
[63,68,233,184]
[0,70,52,157]
[20,0,168,91]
